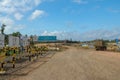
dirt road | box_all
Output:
[14,46,120,80]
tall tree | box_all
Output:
[12,32,21,37]
[1,24,6,34]
[30,35,34,46]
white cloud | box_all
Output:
[108,8,120,13]
[0,17,14,33]
[41,31,61,36]
[5,24,26,34]
[80,29,120,41]
[0,0,43,14]
[0,17,26,34]
[73,0,88,4]
[0,17,14,25]
[39,29,120,41]
[13,25,26,31]
[40,31,77,41]
[0,0,46,33]
[40,31,81,40]
[30,10,45,20]
[34,0,42,6]
[72,0,105,4]
[0,0,45,21]
[14,13,23,20]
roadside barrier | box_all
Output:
[0,45,49,74]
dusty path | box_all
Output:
[14,46,120,80]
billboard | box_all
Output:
[38,36,57,42]
[0,34,5,48]
[115,39,120,44]
[9,36,20,47]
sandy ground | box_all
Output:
[12,46,120,80]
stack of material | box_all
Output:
[107,43,119,51]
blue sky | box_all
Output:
[0,0,120,41]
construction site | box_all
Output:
[0,0,120,80]
[0,24,120,80]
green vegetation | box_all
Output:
[12,32,21,37]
